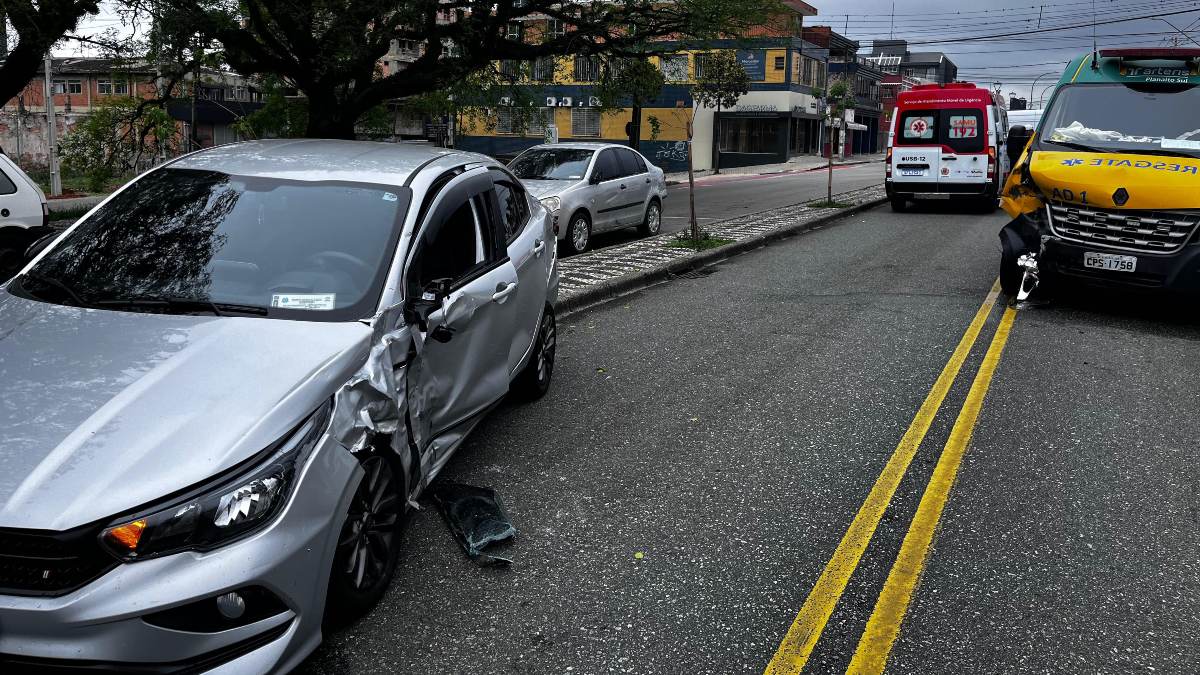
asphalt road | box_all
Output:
[589,162,884,250]
[300,202,1200,674]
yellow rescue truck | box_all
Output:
[999,48,1200,299]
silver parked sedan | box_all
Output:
[0,140,557,673]
[508,142,668,255]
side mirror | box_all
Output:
[1006,125,1032,165]
[404,278,452,332]
[588,173,602,185]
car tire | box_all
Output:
[638,199,662,237]
[890,196,908,212]
[1000,240,1022,298]
[0,229,36,283]
[562,211,591,256]
[324,450,407,628]
[513,305,556,401]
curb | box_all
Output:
[558,195,888,317]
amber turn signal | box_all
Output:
[103,519,147,552]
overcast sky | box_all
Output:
[62,0,1200,108]
[823,0,1200,104]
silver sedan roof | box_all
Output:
[169,139,493,186]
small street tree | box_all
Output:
[692,50,749,176]
[815,76,856,205]
[683,50,748,243]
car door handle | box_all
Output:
[619,184,627,189]
[942,155,958,160]
[492,282,518,303]
[532,239,546,257]
[645,178,651,184]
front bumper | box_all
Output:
[0,435,361,674]
[1043,237,1200,293]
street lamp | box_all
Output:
[1028,72,1060,108]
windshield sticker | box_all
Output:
[904,116,934,139]
[948,116,978,139]
[271,293,337,310]
[1162,138,1200,151]
[1057,156,1199,174]
[383,192,399,202]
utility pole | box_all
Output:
[42,53,62,197]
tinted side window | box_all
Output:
[494,180,530,244]
[897,110,936,145]
[593,149,621,182]
[411,196,491,292]
[942,109,985,153]
[615,149,642,177]
[0,167,17,195]
[631,150,647,173]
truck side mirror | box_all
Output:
[404,278,452,331]
[1007,125,1032,165]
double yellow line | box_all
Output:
[765,281,1017,675]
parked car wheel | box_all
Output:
[513,305,556,400]
[0,229,36,283]
[562,211,591,255]
[324,451,406,627]
[638,199,662,237]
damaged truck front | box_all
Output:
[999,48,1200,300]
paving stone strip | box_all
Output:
[558,184,886,304]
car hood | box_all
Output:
[0,292,371,530]
[520,179,578,200]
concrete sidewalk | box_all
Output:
[664,153,884,185]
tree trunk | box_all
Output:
[827,123,835,204]
[688,114,699,243]
[629,104,642,150]
[305,96,360,139]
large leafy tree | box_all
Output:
[162,0,777,139]
[0,1,101,106]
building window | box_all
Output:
[774,56,786,70]
[498,107,551,136]
[114,79,128,94]
[529,108,550,136]
[97,79,112,94]
[506,21,523,41]
[532,56,556,82]
[660,54,689,82]
[571,107,600,137]
[694,53,715,79]
[500,59,522,80]
[53,79,82,95]
[719,118,781,154]
[546,19,565,39]
[573,56,599,82]
[497,108,516,134]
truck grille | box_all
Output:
[1047,203,1200,254]
[0,525,117,596]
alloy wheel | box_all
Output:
[337,455,400,591]
[571,217,589,252]
[536,311,557,385]
[646,203,661,235]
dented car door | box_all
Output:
[403,169,518,468]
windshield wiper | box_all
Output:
[92,297,268,316]
[1042,139,1110,154]
[19,271,91,308]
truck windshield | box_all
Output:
[1038,83,1200,157]
[9,168,410,322]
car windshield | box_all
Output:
[509,148,595,180]
[1038,83,1200,157]
[9,168,411,322]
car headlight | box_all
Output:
[100,400,332,561]
[540,196,561,213]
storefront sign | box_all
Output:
[737,50,766,81]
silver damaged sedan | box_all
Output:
[0,140,558,672]
[508,142,668,255]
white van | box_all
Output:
[0,154,50,280]
[885,83,1012,211]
